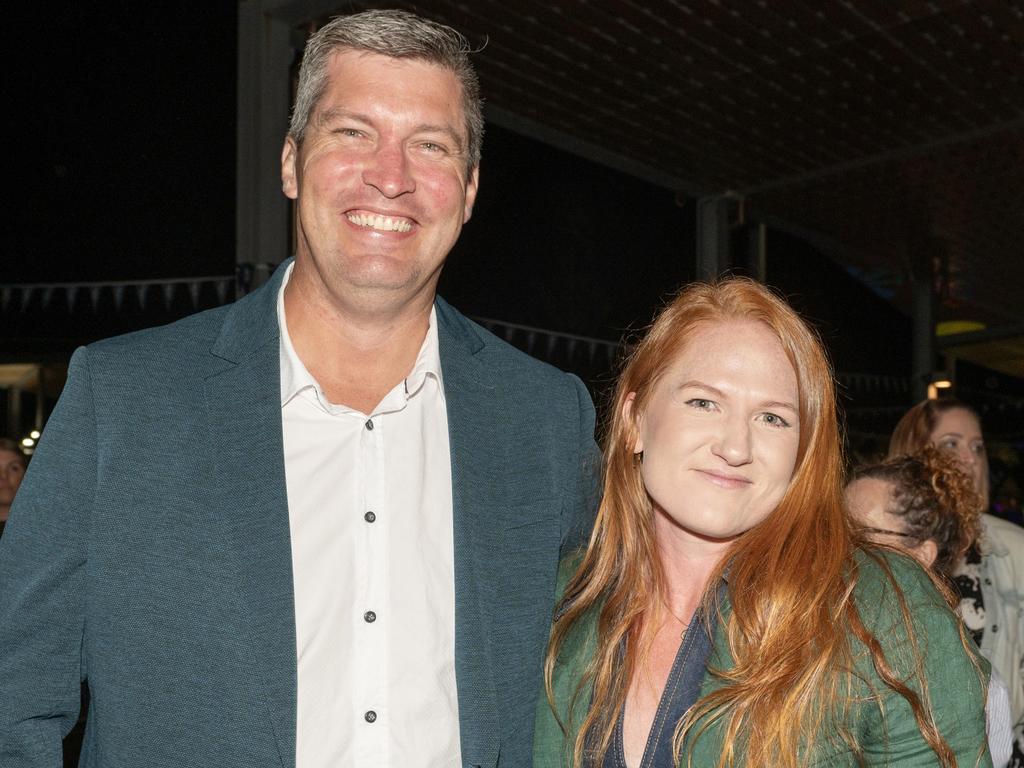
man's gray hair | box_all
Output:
[288,9,484,171]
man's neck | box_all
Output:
[283,276,433,414]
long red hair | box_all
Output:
[544,278,973,767]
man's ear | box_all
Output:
[462,166,479,224]
[623,392,643,454]
[281,137,299,200]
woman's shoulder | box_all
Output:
[982,512,1024,560]
[850,546,947,617]
[556,549,587,595]
[845,549,991,765]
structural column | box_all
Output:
[696,196,731,282]
[910,254,934,403]
[236,1,294,291]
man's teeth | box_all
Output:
[347,212,413,232]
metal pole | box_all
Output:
[911,259,934,403]
[696,196,731,282]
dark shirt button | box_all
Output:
[365,710,377,723]
[992,624,998,632]
[365,419,374,431]
[364,511,376,523]
[364,610,376,623]
[984,578,992,585]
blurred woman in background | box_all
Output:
[890,399,1024,767]
[0,438,28,538]
[846,446,1011,766]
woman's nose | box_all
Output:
[712,416,752,466]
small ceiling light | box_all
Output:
[21,437,35,448]
[927,373,954,400]
[30,430,40,439]
[936,320,985,337]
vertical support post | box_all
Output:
[911,255,934,403]
[35,365,45,432]
[747,221,766,282]
[237,0,294,292]
[8,386,21,440]
[696,196,731,282]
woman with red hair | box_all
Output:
[534,279,990,767]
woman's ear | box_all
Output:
[623,392,643,454]
[915,539,939,569]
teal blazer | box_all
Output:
[535,551,993,767]
[0,261,600,768]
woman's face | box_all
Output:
[0,449,26,514]
[630,319,801,546]
[929,407,988,503]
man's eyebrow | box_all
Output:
[413,123,466,149]
[314,108,466,150]
[315,107,371,128]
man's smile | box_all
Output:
[346,210,415,233]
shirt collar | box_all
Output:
[277,262,444,410]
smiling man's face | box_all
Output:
[281,50,478,314]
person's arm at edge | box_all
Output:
[560,373,600,559]
[0,347,95,766]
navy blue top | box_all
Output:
[601,595,719,768]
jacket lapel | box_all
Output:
[438,298,501,768]
[204,264,296,768]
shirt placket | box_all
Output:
[354,412,389,763]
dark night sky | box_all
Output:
[7,3,237,283]
[3,3,909,377]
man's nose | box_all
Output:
[362,141,416,198]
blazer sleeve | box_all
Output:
[559,373,601,559]
[855,553,993,768]
[0,347,95,766]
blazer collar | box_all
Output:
[204,261,295,768]
[211,259,292,364]
[436,298,502,768]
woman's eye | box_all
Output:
[686,398,714,411]
[939,439,958,451]
[761,412,790,428]
[972,442,986,455]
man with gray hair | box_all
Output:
[0,10,599,768]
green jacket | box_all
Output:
[534,550,992,767]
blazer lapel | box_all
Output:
[438,298,501,768]
[204,265,296,768]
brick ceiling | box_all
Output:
[294,0,1024,335]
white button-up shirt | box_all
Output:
[278,265,460,767]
